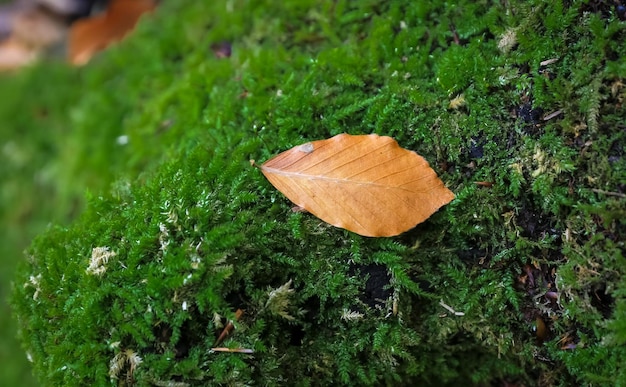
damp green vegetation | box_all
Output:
[4,0,626,385]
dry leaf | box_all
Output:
[68,0,156,65]
[259,133,455,237]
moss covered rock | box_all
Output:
[11,0,626,385]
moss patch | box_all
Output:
[6,0,626,385]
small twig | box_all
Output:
[211,347,254,354]
[540,58,559,67]
[591,188,626,198]
[439,300,465,316]
[450,24,460,45]
[474,181,493,188]
[214,309,244,346]
[543,109,564,121]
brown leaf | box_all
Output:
[259,133,455,237]
[68,0,156,65]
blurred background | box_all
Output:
[1,0,157,384]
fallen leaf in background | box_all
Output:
[12,5,66,48]
[259,133,455,237]
[0,36,37,70]
[0,0,68,71]
[68,0,156,65]
[0,0,34,40]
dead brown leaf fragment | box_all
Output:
[214,309,243,347]
[259,133,455,237]
[68,0,156,65]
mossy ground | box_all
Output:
[3,0,626,385]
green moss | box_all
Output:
[6,0,626,385]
